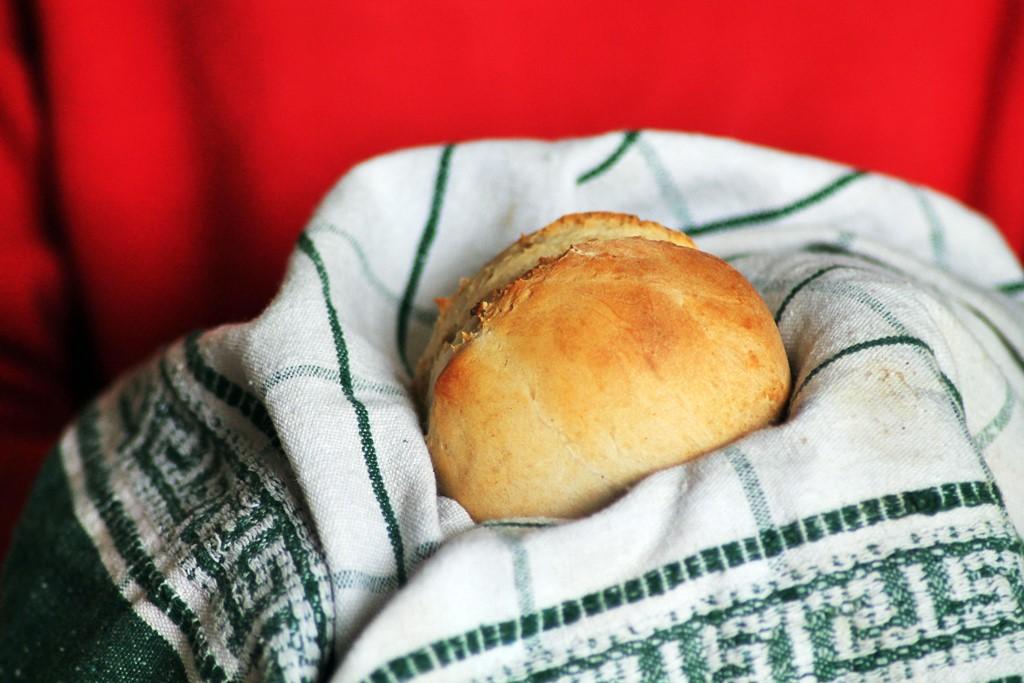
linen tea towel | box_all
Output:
[2,130,1023,682]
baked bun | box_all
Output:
[415,212,790,520]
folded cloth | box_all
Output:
[2,131,1023,682]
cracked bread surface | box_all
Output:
[415,213,789,521]
[414,212,695,408]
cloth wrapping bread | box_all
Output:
[2,131,1023,682]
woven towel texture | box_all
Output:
[2,132,1023,683]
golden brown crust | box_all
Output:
[421,219,790,521]
[414,212,695,409]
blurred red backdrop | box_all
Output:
[2,1,1022,558]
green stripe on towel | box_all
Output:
[359,480,1008,683]
[299,233,409,586]
[687,170,866,236]
[506,535,1023,683]
[184,332,278,444]
[774,264,853,323]
[576,130,640,184]
[397,144,455,375]
[316,222,437,325]
[793,334,963,415]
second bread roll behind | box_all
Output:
[415,212,790,520]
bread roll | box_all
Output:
[415,212,790,520]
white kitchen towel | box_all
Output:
[3,131,1023,683]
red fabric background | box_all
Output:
[2,2,1023,559]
